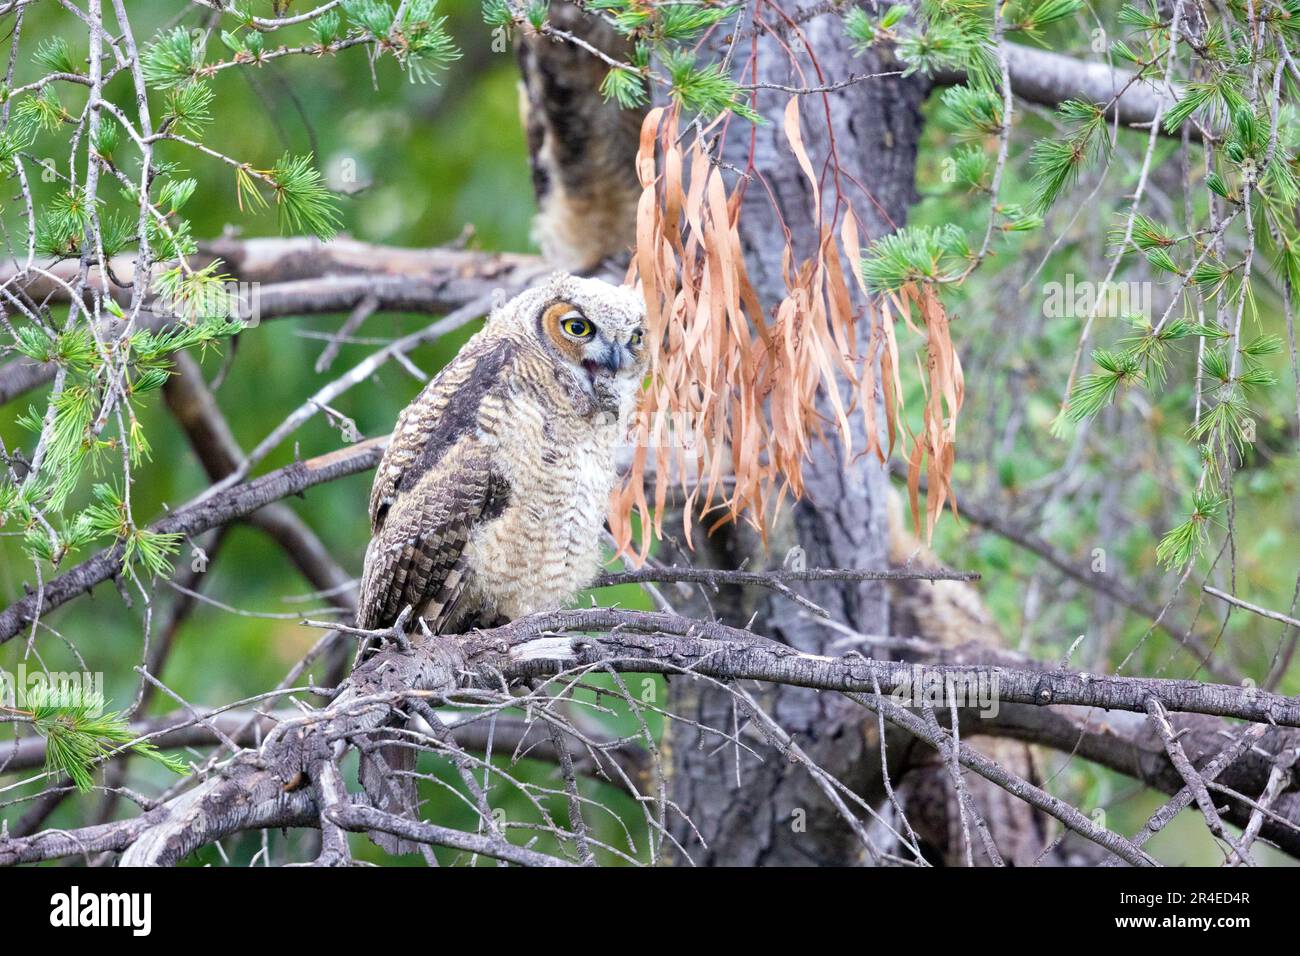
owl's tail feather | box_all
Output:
[359,732,421,856]
[354,574,466,857]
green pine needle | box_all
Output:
[1067,348,1143,422]
[1191,261,1233,298]
[1241,333,1282,357]
[343,0,396,34]
[938,84,1003,138]
[881,3,909,29]
[1185,322,1230,339]
[34,37,81,75]
[391,0,462,84]
[220,30,248,56]
[1164,76,1247,134]
[1028,101,1106,212]
[29,687,188,792]
[1237,365,1276,391]
[14,87,68,135]
[163,81,214,137]
[1028,138,1086,212]
[1200,344,1230,382]
[844,8,879,52]
[310,10,344,45]
[1156,490,1223,570]
[663,50,758,121]
[953,143,991,190]
[656,3,737,41]
[481,0,514,28]
[1117,1,1165,31]
[146,214,199,261]
[860,224,972,292]
[525,0,549,30]
[1008,0,1083,38]
[1121,214,1177,251]
[91,121,119,161]
[1143,246,1180,273]
[269,153,343,240]
[141,28,207,90]
[897,21,982,76]
[159,177,198,213]
[1191,387,1252,460]
[36,187,101,258]
[149,263,247,327]
[601,66,649,109]
[997,203,1043,232]
[125,528,183,579]
[1110,39,1140,63]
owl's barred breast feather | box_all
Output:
[461,352,623,622]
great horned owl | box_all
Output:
[357,273,647,639]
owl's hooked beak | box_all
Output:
[578,342,636,417]
[602,346,626,374]
[584,343,628,378]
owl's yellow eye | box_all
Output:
[629,329,644,348]
[561,316,593,338]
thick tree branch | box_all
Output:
[7,605,1292,866]
[0,239,547,405]
[475,609,1300,727]
[935,43,1189,139]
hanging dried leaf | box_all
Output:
[611,100,961,560]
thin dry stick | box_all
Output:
[1143,697,1251,863]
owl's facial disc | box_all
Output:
[541,300,644,410]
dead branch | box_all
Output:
[0,239,547,405]
[4,605,1294,867]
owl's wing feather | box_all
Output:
[358,443,507,632]
[358,338,516,633]
[368,334,515,530]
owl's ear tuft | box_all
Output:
[484,286,515,326]
[544,271,575,300]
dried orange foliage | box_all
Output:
[609,101,963,560]
[888,283,965,541]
